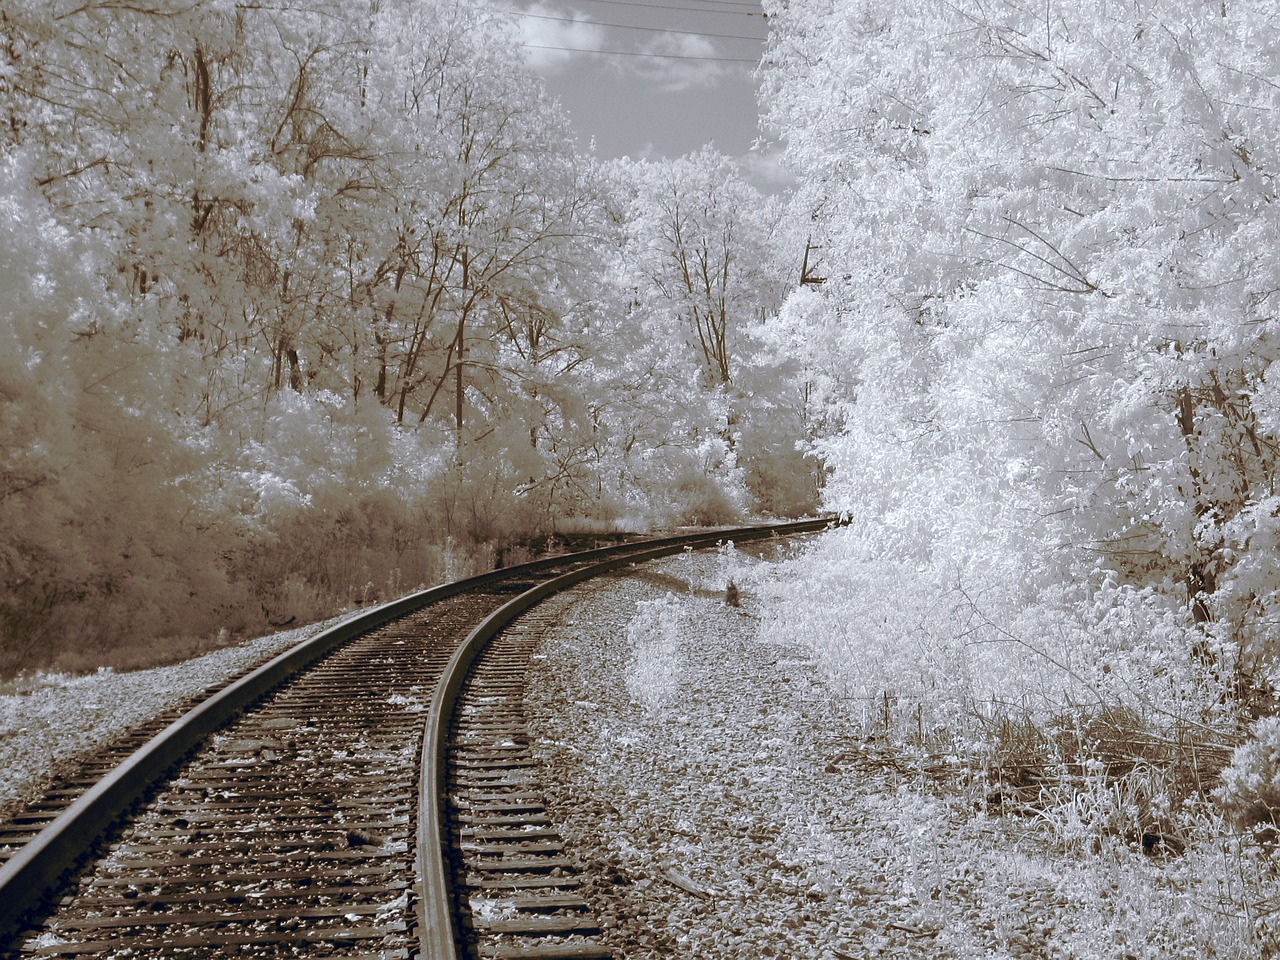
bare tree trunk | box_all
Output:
[1177,385,1215,623]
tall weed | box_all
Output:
[625,595,683,714]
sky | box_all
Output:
[497,0,793,191]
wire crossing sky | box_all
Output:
[502,0,790,190]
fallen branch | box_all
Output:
[887,921,938,936]
[660,866,712,900]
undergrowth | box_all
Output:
[743,529,1280,959]
[1,524,630,682]
[624,595,684,714]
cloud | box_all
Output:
[506,2,608,75]
[735,140,797,194]
[613,31,750,93]
[502,1,757,90]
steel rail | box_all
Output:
[0,516,836,949]
[416,515,837,959]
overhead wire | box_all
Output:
[520,42,759,61]
[647,0,759,6]
[562,0,765,17]
[650,0,760,6]
[514,10,764,42]
[512,0,765,63]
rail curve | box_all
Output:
[0,517,836,958]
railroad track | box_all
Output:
[0,518,835,959]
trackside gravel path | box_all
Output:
[524,550,1252,960]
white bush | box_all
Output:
[624,596,683,715]
[1216,716,1280,831]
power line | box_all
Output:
[568,0,764,17]
[515,10,763,42]
[521,42,758,62]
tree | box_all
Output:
[616,147,787,388]
[0,0,626,668]
[0,147,246,670]
[608,148,819,515]
[760,0,1280,697]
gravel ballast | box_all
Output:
[0,612,355,820]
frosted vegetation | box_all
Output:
[751,0,1280,908]
[0,0,818,675]
[624,596,684,714]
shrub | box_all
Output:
[668,461,744,526]
[725,580,740,607]
[1216,716,1280,833]
[625,595,683,714]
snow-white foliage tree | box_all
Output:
[0,153,240,667]
[1,0,802,671]
[609,148,822,517]
[758,0,1280,712]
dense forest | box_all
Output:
[761,0,1280,708]
[755,0,1280,836]
[6,0,1280,769]
[0,0,818,672]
